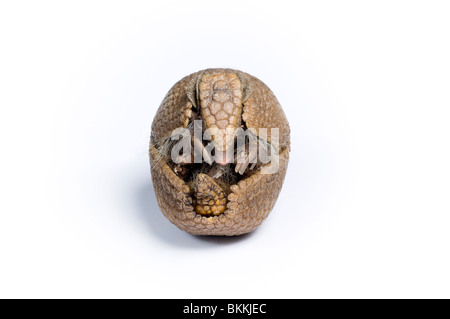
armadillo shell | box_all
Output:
[149,68,290,236]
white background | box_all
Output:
[1,1,449,298]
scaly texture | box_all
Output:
[151,74,195,144]
[150,68,290,236]
[150,145,289,235]
[243,75,290,148]
[192,173,227,216]
[199,70,242,151]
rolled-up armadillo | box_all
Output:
[149,68,290,236]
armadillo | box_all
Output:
[149,68,290,236]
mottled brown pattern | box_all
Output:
[151,74,196,144]
[150,68,290,236]
[199,70,242,151]
[243,75,290,148]
[192,173,227,216]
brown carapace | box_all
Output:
[150,68,290,236]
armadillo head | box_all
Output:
[198,71,243,165]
